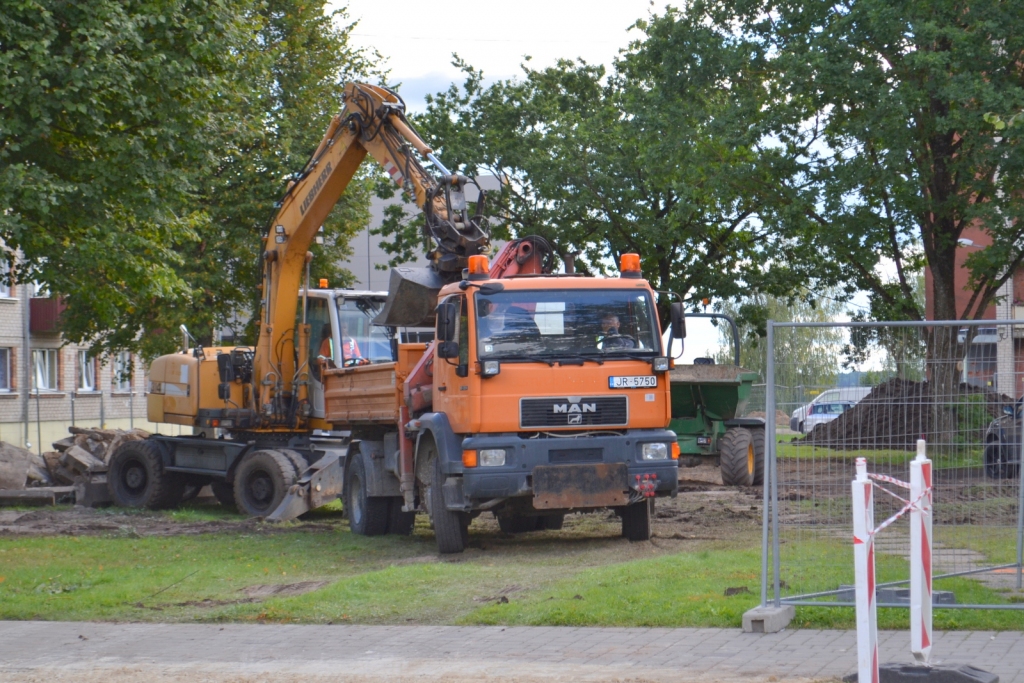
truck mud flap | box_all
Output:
[533,463,629,510]
[266,453,345,522]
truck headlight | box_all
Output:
[479,448,506,466]
[482,360,500,377]
[642,443,669,460]
[652,357,669,372]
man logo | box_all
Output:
[552,403,597,414]
[568,414,583,425]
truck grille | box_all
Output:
[549,448,603,463]
[520,396,628,429]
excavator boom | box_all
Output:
[253,83,489,430]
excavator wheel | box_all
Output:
[108,439,186,510]
[233,450,297,517]
[720,427,755,486]
[275,449,310,479]
[345,455,389,536]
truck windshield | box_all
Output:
[475,288,661,360]
[337,298,392,363]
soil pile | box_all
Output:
[801,378,1007,450]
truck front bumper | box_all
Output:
[458,429,678,508]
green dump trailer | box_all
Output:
[669,314,766,486]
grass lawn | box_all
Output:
[1,503,1021,630]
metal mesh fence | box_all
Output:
[762,320,1024,610]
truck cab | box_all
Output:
[327,255,681,552]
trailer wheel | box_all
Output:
[211,481,236,508]
[386,497,416,535]
[620,500,652,541]
[107,439,185,510]
[233,450,297,517]
[429,455,467,554]
[720,427,755,486]
[344,455,389,536]
[751,428,766,487]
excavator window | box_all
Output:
[337,298,393,364]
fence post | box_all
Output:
[762,319,775,607]
[853,457,879,683]
[910,439,933,663]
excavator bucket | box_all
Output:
[372,266,445,327]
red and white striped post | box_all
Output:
[852,457,879,683]
[910,438,933,663]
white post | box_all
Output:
[853,457,879,683]
[910,439,933,663]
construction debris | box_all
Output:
[0,426,150,506]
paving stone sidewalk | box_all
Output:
[1,621,1023,682]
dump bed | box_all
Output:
[322,343,428,427]
[323,363,400,425]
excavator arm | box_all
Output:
[253,83,489,430]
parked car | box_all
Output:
[790,387,872,433]
[802,401,854,433]
[983,398,1023,479]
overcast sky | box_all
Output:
[334,0,667,112]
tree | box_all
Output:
[401,12,832,313]
[1,0,380,357]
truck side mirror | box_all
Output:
[437,341,460,359]
[436,301,458,342]
[670,303,686,339]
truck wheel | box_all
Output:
[498,514,538,533]
[108,439,185,510]
[345,455,389,536]
[430,456,467,554]
[211,481,236,508]
[720,427,755,486]
[751,428,766,487]
[386,497,416,535]
[538,513,564,530]
[621,501,652,541]
[233,450,297,517]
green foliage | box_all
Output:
[408,13,832,309]
[0,0,380,357]
[713,292,846,389]
[711,0,1024,322]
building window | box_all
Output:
[0,348,10,390]
[78,350,96,391]
[114,351,133,392]
[32,348,58,391]
[0,262,10,298]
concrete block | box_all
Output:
[74,475,111,507]
[742,604,795,633]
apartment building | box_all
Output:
[0,283,157,453]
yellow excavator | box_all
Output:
[107,83,491,515]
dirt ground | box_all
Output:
[0,464,764,546]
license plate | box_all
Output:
[608,375,658,389]
[696,436,712,446]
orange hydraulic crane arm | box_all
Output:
[252,82,489,429]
